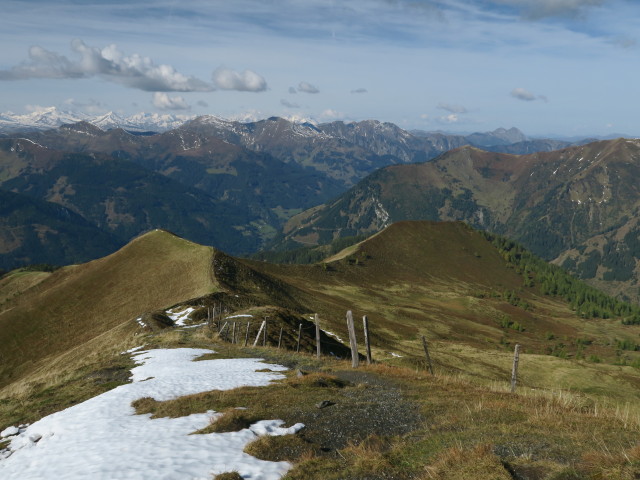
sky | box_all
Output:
[0,0,639,137]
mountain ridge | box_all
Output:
[278,139,640,301]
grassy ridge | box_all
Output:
[0,229,217,390]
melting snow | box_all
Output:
[0,348,304,479]
[166,306,197,326]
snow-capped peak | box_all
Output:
[0,107,194,134]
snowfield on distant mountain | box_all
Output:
[0,348,304,480]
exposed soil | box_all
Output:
[279,369,423,454]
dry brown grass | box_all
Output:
[244,434,315,462]
[205,408,262,433]
[213,471,243,480]
[0,230,216,391]
[422,444,512,480]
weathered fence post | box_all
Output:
[253,320,266,347]
[421,336,434,375]
[244,322,250,347]
[231,322,236,344]
[278,327,284,349]
[263,318,267,346]
[296,323,302,353]
[347,310,359,368]
[315,313,321,358]
[511,344,521,393]
[363,315,372,365]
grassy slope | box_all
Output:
[3,221,640,478]
[246,221,640,403]
[0,229,216,391]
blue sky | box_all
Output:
[1,0,638,136]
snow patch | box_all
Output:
[165,306,197,326]
[0,348,299,479]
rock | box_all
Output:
[316,400,335,409]
[296,369,307,378]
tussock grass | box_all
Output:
[213,472,243,480]
[205,408,262,433]
[421,444,512,480]
[244,434,315,462]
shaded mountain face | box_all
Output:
[0,138,270,262]
[0,117,589,268]
[0,188,123,269]
[280,139,640,301]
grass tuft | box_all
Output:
[213,472,243,480]
[205,408,262,433]
[244,433,315,462]
[422,443,512,480]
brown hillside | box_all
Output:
[0,229,216,388]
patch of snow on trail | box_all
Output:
[0,348,303,479]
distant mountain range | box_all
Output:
[2,110,638,303]
[0,107,191,133]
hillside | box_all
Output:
[4,221,640,478]
[0,137,267,260]
[5,221,640,396]
[0,188,122,269]
[0,229,216,389]
[280,139,640,302]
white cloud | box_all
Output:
[288,87,297,94]
[297,81,320,94]
[152,92,190,110]
[212,67,267,92]
[351,88,368,94]
[0,39,212,92]
[511,87,548,102]
[280,99,300,108]
[437,102,468,114]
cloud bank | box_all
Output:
[0,39,212,92]
[212,67,267,92]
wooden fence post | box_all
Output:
[244,322,250,347]
[231,322,236,344]
[315,313,321,358]
[347,310,359,368]
[263,318,267,346]
[278,327,284,349]
[296,323,302,353]
[363,315,372,365]
[253,320,266,347]
[421,336,434,375]
[511,344,521,393]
